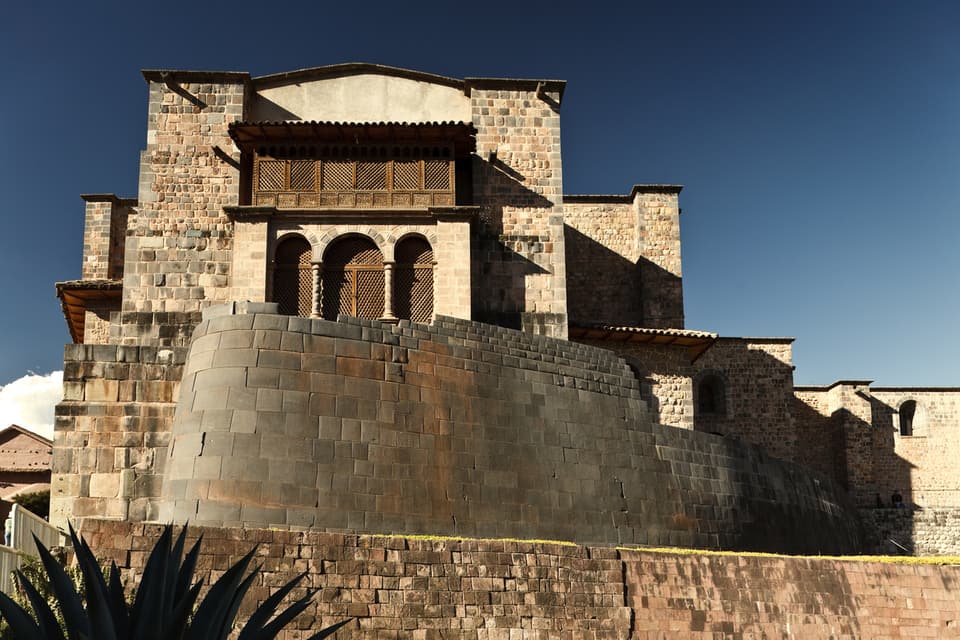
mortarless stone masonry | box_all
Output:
[52,60,960,587]
[82,519,960,640]
[154,307,859,554]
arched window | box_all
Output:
[272,236,312,317]
[696,373,726,417]
[321,236,384,320]
[899,400,917,436]
[394,236,434,323]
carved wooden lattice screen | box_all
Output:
[394,237,434,323]
[273,236,313,317]
[253,145,454,208]
[321,237,384,320]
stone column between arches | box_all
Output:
[228,212,474,322]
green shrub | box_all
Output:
[0,524,348,640]
[10,491,49,520]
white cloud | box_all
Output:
[0,372,63,440]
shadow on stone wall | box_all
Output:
[564,225,642,326]
[692,342,797,464]
[794,392,919,553]
[793,396,847,486]
[563,226,684,328]
[470,156,557,332]
[864,396,919,553]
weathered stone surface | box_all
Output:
[80,519,960,640]
[155,312,859,554]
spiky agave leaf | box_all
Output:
[32,531,91,640]
[13,571,67,640]
[105,562,130,638]
[236,572,308,640]
[167,530,204,636]
[0,523,349,640]
[127,523,173,640]
[183,546,259,640]
[66,527,117,640]
[237,572,352,640]
[0,587,43,639]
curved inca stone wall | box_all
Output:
[158,308,861,553]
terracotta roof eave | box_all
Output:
[56,279,123,293]
[569,323,717,340]
[569,323,717,364]
[55,280,122,344]
[229,121,478,155]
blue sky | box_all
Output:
[1,0,958,413]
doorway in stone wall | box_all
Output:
[321,235,384,320]
[272,235,313,316]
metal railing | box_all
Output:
[0,504,66,595]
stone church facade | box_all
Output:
[53,64,960,554]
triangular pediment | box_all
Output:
[250,63,472,124]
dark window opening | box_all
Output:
[899,400,916,436]
[696,374,726,417]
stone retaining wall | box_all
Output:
[158,308,859,553]
[861,507,960,556]
[80,520,960,640]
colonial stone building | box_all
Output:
[53,64,960,555]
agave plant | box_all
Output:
[0,524,349,640]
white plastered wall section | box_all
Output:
[251,74,472,123]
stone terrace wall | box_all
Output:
[158,308,859,554]
[82,520,960,640]
[51,344,187,527]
